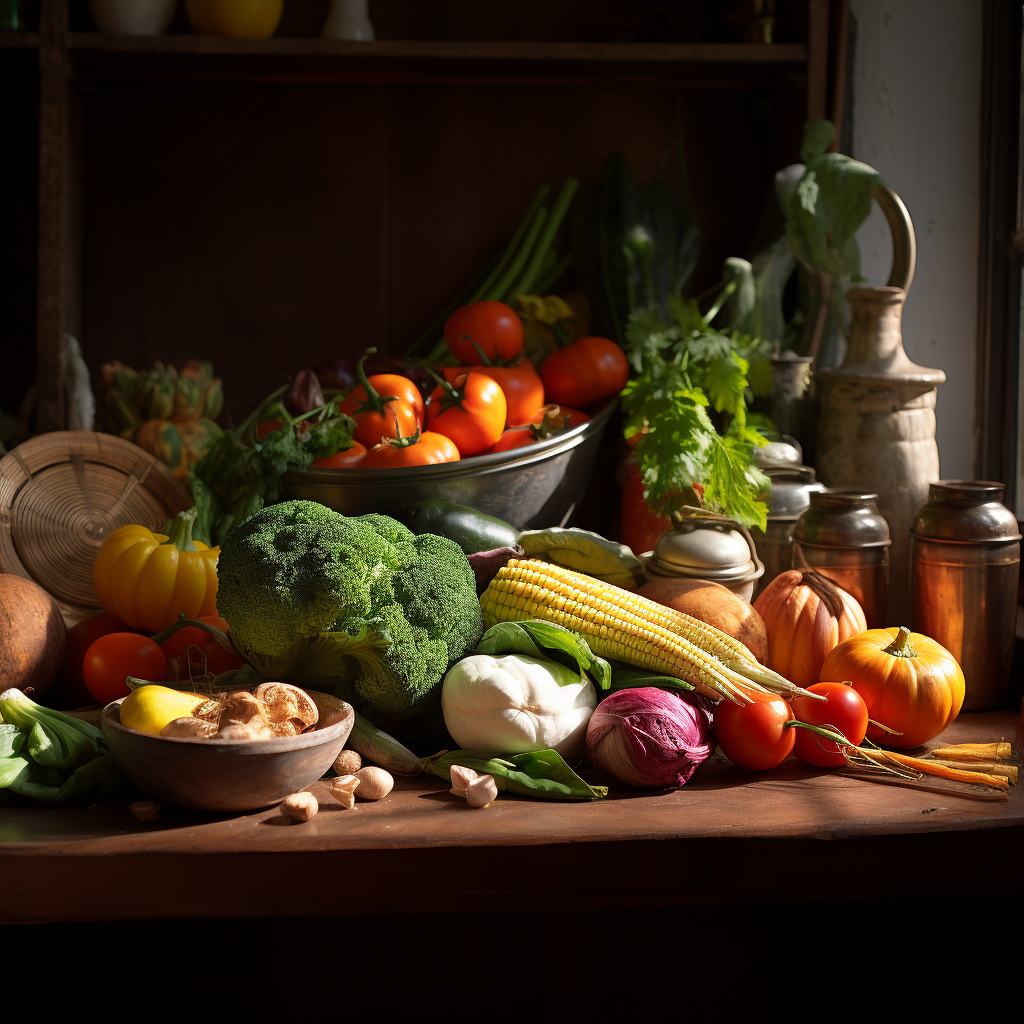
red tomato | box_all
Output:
[444,301,524,364]
[426,371,507,455]
[312,442,367,468]
[256,419,283,441]
[48,614,132,709]
[533,404,589,429]
[540,336,629,408]
[83,633,168,704]
[340,374,425,426]
[714,694,796,771]
[488,427,537,453]
[790,681,869,768]
[361,431,460,468]
[159,614,233,666]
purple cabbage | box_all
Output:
[585,687,715,789]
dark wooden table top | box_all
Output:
[3,710,1021,923]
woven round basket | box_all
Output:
[0,431,192,625]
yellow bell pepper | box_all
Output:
[93,508,219,632]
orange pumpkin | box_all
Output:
[819,626,965,748]
[752,569,867,688]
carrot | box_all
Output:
[927,742,1011,762]
[852,748,1010,793]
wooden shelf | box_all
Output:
[0,31,40,48]
[64,34,810,85]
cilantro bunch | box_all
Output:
[190,385,356,547]
[621,297,772,530]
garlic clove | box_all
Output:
[352,766,393,800]
[465,775,499,808]
[281,791,318,822]
[450,764,481,790]
[330,774,360,810]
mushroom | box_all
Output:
[333,749,362,775]
[160,716,220,739]
[217,691,268,729]
[217,722,276,741]
[254,682,318,736]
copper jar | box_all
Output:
[792,490,891,627]
[910,481,1021,711]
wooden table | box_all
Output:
[3,711,1021,924]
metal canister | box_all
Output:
[792,490,891,627]
[642,508,764,603]
[750,466,825,601]
[910,481,1021,711]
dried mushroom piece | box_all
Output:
[254,681,318,736]
[217,692,268,733]
[161,716,220,738]
[218,722,276,741]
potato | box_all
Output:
[0,574,66,697]
[636,577,767,663]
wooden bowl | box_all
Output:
[101,697,354,812]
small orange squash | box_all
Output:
[753,570,866,688]
[819,626,965,748]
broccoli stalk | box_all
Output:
[214,501,484,734]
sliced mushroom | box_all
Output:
[217,691,268,729]
[161,716,220,739]
[254,682,318,736]
[217,722,276,742]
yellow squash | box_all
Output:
[93,508,219,632]
[120,685,207,736]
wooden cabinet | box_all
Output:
[3,0,842,430]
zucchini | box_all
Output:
[390,499,520,555]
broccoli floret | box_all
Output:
[216,499,483,731]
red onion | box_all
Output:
[585,687,715,788]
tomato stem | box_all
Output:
[351,348,395,417]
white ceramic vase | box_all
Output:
[322,0,375,41]
[90,0,177,35]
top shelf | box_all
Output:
[60,34,809,85]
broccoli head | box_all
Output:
[216,500,483,731]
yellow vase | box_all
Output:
[186,0,284,39]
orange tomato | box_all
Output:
[488,427,538,453]
[441,362,544,428]
[341,373,425,426]
[350,396,418,450]
[313,442,367,468]
[426,371,507,455]
[362,431,461,468]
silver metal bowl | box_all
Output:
[284,398,617,529]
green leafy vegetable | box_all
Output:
[620,297,771,529]
[190,388,357,547]
[0,689,123,805]
[425,748,607,801]
[474,620,612,690]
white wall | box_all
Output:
[850,0,982,478]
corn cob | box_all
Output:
[480,558,815,705]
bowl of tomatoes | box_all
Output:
[284,301,626,529]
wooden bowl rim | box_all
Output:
[101,696,354,753]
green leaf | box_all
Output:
[0,691,104,771]
[606,661,696,694]
[800,118,836,163]
[426,748,607,801]
[703,351,749,417]
[474,621,612,690]
[0,725,23,759]
[0,756,29,788]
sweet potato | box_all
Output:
[637,577,768,663]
